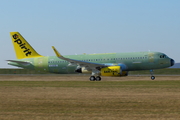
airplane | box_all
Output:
[7,32,175,81]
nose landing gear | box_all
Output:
[151,76,155,80]
[150,70,155,80]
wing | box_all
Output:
[52,46,106,70]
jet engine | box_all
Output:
[100,66,128,76]
[75,66,128,77]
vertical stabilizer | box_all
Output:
[10,32,43,59]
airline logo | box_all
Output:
[12,34,32,56]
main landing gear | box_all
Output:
[89,76,101,81]
[150,70,155,80]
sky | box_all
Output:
[1,0,180,68]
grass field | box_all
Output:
[0,75,180,120]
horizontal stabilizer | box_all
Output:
[7,60,31,66]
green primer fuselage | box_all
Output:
[8,51,173,74]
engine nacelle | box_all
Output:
[75,66,128,76]
[100,66,128,76]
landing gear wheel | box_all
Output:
[89,76,96,81]
[96,76,101,81]
[151,76,155,80]
[150,70,155,80]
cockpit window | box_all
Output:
[160,55,166,58]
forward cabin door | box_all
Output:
[148,53,154,63]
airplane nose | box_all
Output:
[170,59,175,66]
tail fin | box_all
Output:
[10,32,43,59]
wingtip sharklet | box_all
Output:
[52,46,62,57]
